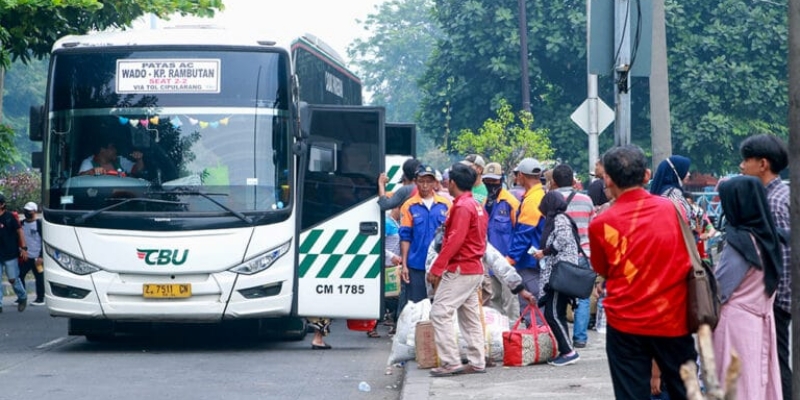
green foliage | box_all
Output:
[2,57,48,168]
[0,168,41,211]
[348,0,439,125]
[0,124,22,167]
[451,99,553,178]
[0,0,224,67]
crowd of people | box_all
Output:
[370,133,792,400]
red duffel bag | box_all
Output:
[502,305,558,366]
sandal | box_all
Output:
[366,329,381,338]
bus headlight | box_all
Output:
[228,240,291,275]
[44,243,101,275]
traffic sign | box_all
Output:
[570,98,615,135]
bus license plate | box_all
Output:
[143,284,192,298]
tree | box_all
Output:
[417,0,787,174]
[2,57,48,168]
[348,0,440,125]
[451,99,553,182]
[0,0,223,67]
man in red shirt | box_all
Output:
[588,145,697,400]
[427,163,489,377]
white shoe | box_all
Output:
[30,300,45,306]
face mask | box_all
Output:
[485,183,502,197]
[24,212,34,220]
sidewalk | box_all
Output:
[401,328,615,399]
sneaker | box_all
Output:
[573,341,587,349]
[30,300,45,306]
[548,352,580,367]
[16,298,26,312]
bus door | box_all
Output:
[384,123,416,192]
[296,105,385,319]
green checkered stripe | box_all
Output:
[298,229,382,279]
[384,165,402,192]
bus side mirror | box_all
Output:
[31,151,43,170]
[298,102,311,140]
[29,105,44,141]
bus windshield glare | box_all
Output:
[44,49,292,220]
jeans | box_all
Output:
[19,257,45,301]
[1,257,27,301]
[572,297,590,343]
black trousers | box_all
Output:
[774,306,792,400]
[606,324,697,400]
[19,257,44,301]
[542,289,572,355]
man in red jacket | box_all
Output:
[588,145,698,400]
[427,163,489,377]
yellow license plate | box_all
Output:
[143,283,192,298]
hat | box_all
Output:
[482,162,503,179]
[460,154,486,169]
[23,202,37,212]
[435,170,443,182]
[516,158,543,175]
[416,164,436,178]
[0,194,6,204]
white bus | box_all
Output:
[29,27,386,340]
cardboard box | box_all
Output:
[385,266,401,297]
[415,320,439,369]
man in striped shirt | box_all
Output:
[739,134,791,400]
[550,164,595,348]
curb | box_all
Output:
[400,361,431,400]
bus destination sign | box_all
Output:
[116,59,221,94]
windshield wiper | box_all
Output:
[76,197,186,224]
[152,187,254,224]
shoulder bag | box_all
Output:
[673,202,721,332]
[547,212,597,299]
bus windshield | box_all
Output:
[44,49,292,221]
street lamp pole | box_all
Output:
[518,0,531,113]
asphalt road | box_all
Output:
[0,296,402,400]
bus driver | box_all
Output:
[78,140,144,177]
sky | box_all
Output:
[141,0,385,66]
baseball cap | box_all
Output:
[24,202,38,212]
[460,154,486,169]
[516,158,543,175]
[416,164,436,178]
[482,162,503,180]
[434,170,443,182]
[0,194,6,204]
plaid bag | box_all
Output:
[502,305,558,366]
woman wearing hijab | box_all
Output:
[649,155,693,226]
[531,191,581,366]
[712,175,782,399]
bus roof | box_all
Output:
[52,26,289,52]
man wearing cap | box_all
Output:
[0,195,28,312]
[398,165,451,314]
[461,154,488,206]
[506,158,546,303]
[482,162,521,318]
[19,202,45,306]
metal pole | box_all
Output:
[614,0,631,146]
[587,0,599,171]
[787,0,800,397]
[519,0,531,113]
[650,0,672,168]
